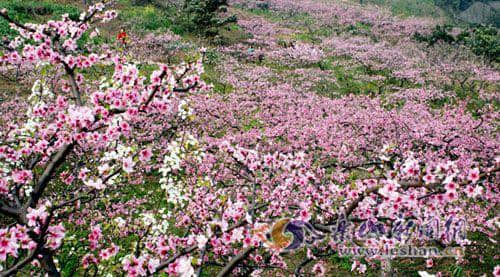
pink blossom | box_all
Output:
[467,168,480,183]
[0,228,19,261]
[88,225,102,250]
[493,265,500,277]
[312,262,326,276]
[26,205,48,227]
[11,170,32,184]
[123,157,135,173]
[46,223,65,250]
[139,148,153,162]
[426,258,433,268]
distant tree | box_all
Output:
[178,0,237,35]
[414,23,500,63]
[433,0,489,11]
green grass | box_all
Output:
[202,63,234,94]
[0,0,80,38]
[292,32,323,44]
[344,21,373,36]
[391,232,499,276]
[235,4,313,25]
[211,22,254,46]
[439,79,500,115]
[119,5,172,33]
[311,56,418,98]
[359,0,446,18]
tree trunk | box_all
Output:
[40,250,60,277]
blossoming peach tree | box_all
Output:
[0,2,499,277]
[0,2,209,275]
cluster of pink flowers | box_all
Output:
[128,31,191,63]
[0,225,34,261]
[269,42,324,65]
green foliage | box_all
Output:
[360,0,444,18]
[414,24,457,45]
[0,0,80,38]
[391,0,442,17]
[210,22,252,46]
[293,32,322,44]
[173,0,237,36]
[311,57,416,99]
[344,21,372,35]
[450,265,465,277]
[242,117,263,131]
[462,24,500,62]
[120,5,172,32]
[204,49,220,65]
[241,4,312,24]
[329,253,353,271]
[433,0,480,11]
[130,0,156,5]
[415,24,500,62]
[202,62,234,94]
[118,0,241,38]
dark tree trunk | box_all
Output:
[40,250,60,277]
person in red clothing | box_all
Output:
[117,29,127,45]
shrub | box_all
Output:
[131,0,155,5]
[414,24,456,46]
[462,24,500,62]
[173,0,237,36]
[434,0,477,11]
[415,24,500,62]
[119,5,172,32]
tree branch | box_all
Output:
[151,203,267,275]
[216,247,255,277]
[0,250,36,277]
[25,143,74,209]
[0,10,36,32]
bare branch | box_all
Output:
[216,247,255,277]
[25,143,74,209]
[0,199,19,219]
[62,62,83,106]
[0,250,36,277]
[0,10,36,32]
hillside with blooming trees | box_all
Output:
[0,0,498,276]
